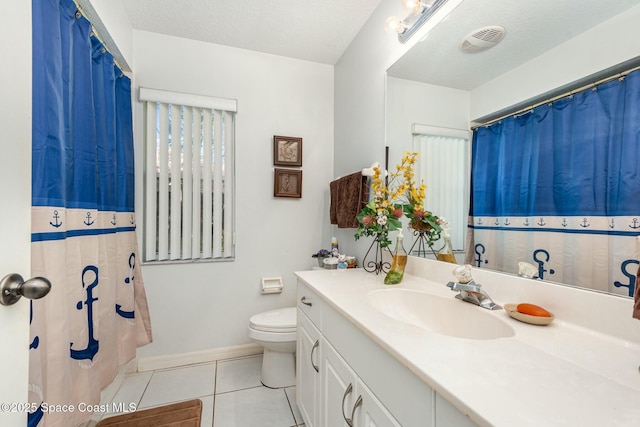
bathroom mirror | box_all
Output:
[385,0,640,297]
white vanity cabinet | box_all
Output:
[322,337,400,427]
[297,280,431,427]
[297,312,321,426]
[297,284,322,427]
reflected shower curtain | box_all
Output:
[29,1,152,426]
[466,70,640,297]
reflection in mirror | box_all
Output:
[385,0,640,297]
[467,82,640,296]
[410,125,468,252]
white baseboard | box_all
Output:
[136,343,264,372]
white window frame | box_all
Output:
[140,87,236,263]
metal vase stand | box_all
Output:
[409,229,438,258]
[362,237,393,275]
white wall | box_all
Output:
[133,31,334,358]
[470,3,640,120]
[386,76,470,153]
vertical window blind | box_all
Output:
[140,87,236,262]
[412,124,469,251]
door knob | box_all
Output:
[0,273,51,306]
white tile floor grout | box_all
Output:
[99,354,304,427]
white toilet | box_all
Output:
[248,307,297,388]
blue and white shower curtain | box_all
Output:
[29,1,152,426]
[466,70,640,297]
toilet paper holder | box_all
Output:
[261,277,284,294]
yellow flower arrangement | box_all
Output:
[354,167,401,248]
[355,152,440,248]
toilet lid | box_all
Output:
[249,307,297,333]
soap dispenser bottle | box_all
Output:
[384,227,408,285]
[436,227,457,264]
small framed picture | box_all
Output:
[273,135,302,167]
[274,168,302,198]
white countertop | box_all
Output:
[295,264,640,427]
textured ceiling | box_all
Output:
[122,0,382,65]
[388,0,640,90]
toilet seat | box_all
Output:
[249,307,297,333]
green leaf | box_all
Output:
[387,218,402,230]
[366,199,376,210]
[402,204,414,216]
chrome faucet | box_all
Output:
[446,280,502,310]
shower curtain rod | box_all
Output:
[74,0,131,73]
[471,63,640,130]
[89,28,125,74]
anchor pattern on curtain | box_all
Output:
[466,69,640,297]
[29,1,152,426]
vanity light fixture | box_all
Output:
[385,0,449,44]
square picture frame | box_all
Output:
[273,135,302,167]
[274,168,302,198]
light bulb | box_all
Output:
[385,16,405,34]
[402,0,421,14]
[402,0,435,14]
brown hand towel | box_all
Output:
[634,266,640,320]
[330,179,339,225]
[329,172,368,228]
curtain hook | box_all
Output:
[75,10,82,19]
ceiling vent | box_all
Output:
[460,25,506,53]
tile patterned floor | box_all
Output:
[101,355,304,427]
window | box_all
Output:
[140,87,236,262]
[412,124,470,251]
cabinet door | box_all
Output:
[297,310,322,427]
[435,393,478,427]
[321,339,358,427]
[355,382,401,427]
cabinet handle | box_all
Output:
[310,339,319,373]
[300,296,312,306]
[341,383,354,426]
[349,395,363,426]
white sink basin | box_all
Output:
[367,288,515,340]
